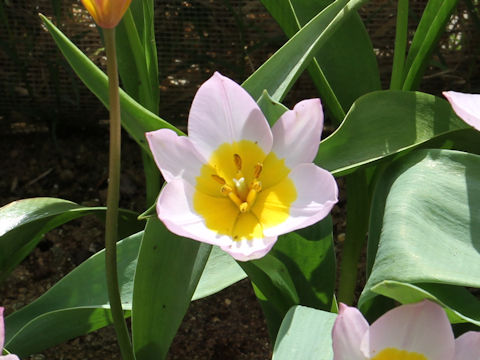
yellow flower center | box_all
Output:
[372,348,428,360]
[193,140,297,241]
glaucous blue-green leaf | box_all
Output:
[192,245,246,300]
[4,227,245,357]
[240,216,335,338]
[0,197,142,283]
[132,218,211,360]
[359,149,480,328]
[315,91,469,176]
[273,305,336,360]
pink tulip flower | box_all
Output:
[147,72,338,261]
[332,300,480,359]
[443,91,480,131]
[0,308,19,360]
[81,0,132,28]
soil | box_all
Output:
[0,126,346,359]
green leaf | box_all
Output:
[192,245,246,301]
[39,14,182,153]
[0,197,142,283]
[359,149,480,328]
[257,90,289,127]
[132,218,211,360]
[4,229,245,357]
[315,91,469,176]
[240,216,335,338]
[243,0,369,102]
[273,305,336,360]
[292,0,381,112]
[402,0,459,90]
[5,231,142,357]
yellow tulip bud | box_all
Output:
[81,0,132,29]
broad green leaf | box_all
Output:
[273,305,336,360]
[132,218,211,360]
[192,245,246,301]
[240,216,335,338]
[5,231,142,356]
[315,91,469,176]
[243,0,369,102]
[39,14,182,153]
[359,149,480,328]
[402,0,458,90]
[0,197,142,283]
[370,281,480,327]
[264,0,380,115]
[4,229,245,357]
[257,90,289,127]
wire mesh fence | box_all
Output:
[0,0,478,134]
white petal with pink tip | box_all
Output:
[188,72,273,160]
[146,129,205,184]
[271,99,324,168]
[443,91,480,131]
[332,304,369,360]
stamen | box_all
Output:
[251,180,262,192]
[239,202,249,213]
[211,174,226,185]
[254,163,263,179]
[221,184,233,195]
[233,153,242,171]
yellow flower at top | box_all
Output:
[81,0,132,29]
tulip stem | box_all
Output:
[104,27,136,360]
[337,170,369,305]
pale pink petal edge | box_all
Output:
[221,235,277,261]
[271,98,324,168]
[146,129,205,184]
[363,300,455,359]
[332,303,369,360]
[454,331,480,360]
[443,91,480,131]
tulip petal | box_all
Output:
[146,129,205,184]
[332,303,369,360]
[363,300,455,359]
[188,72,273,160]
[454,331,480,360]
[221,238,277,261]
[271,99,324,168]
[261,163,338,237]
[443,91,480,131]
[157,179,235,248]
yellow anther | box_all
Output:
[251,180,262,192]
[221,184,233,195]
[211,174,226,185]
[233,153,242,171]
[239,202,249,213]
[254,163,263,179]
